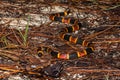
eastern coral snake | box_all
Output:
[37,10,94,59]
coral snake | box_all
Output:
[37,10,94,59]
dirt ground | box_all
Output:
[0,0,120,80]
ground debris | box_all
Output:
[0,0,120,80]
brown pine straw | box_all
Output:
[66,67,120,76]
[0,64,41,79]
[84,25,115,40]
[0,64,21,72]
[92,39,120,44]
[0,49,20,61]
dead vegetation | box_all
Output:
[0,0,120,80]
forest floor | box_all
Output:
[0,0,120,80]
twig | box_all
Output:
[0,49,20,61]
[67,68,120,74]
[85,26,116,41]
